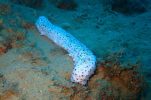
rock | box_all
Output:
[0,44,7,55]
[0,4,11,15]
[111,0,147,15]
[56,0,77,10]
[61,22,72,30]
[12,0,43,8]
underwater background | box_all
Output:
[0,0,151,99]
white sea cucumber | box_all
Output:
[35,16,96,85]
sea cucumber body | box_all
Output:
[35,16,96,85]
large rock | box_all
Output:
[111,0,147,15]
[12,0,43,8]
[49,0,77,10]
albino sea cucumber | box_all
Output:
[35,16,96,85]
